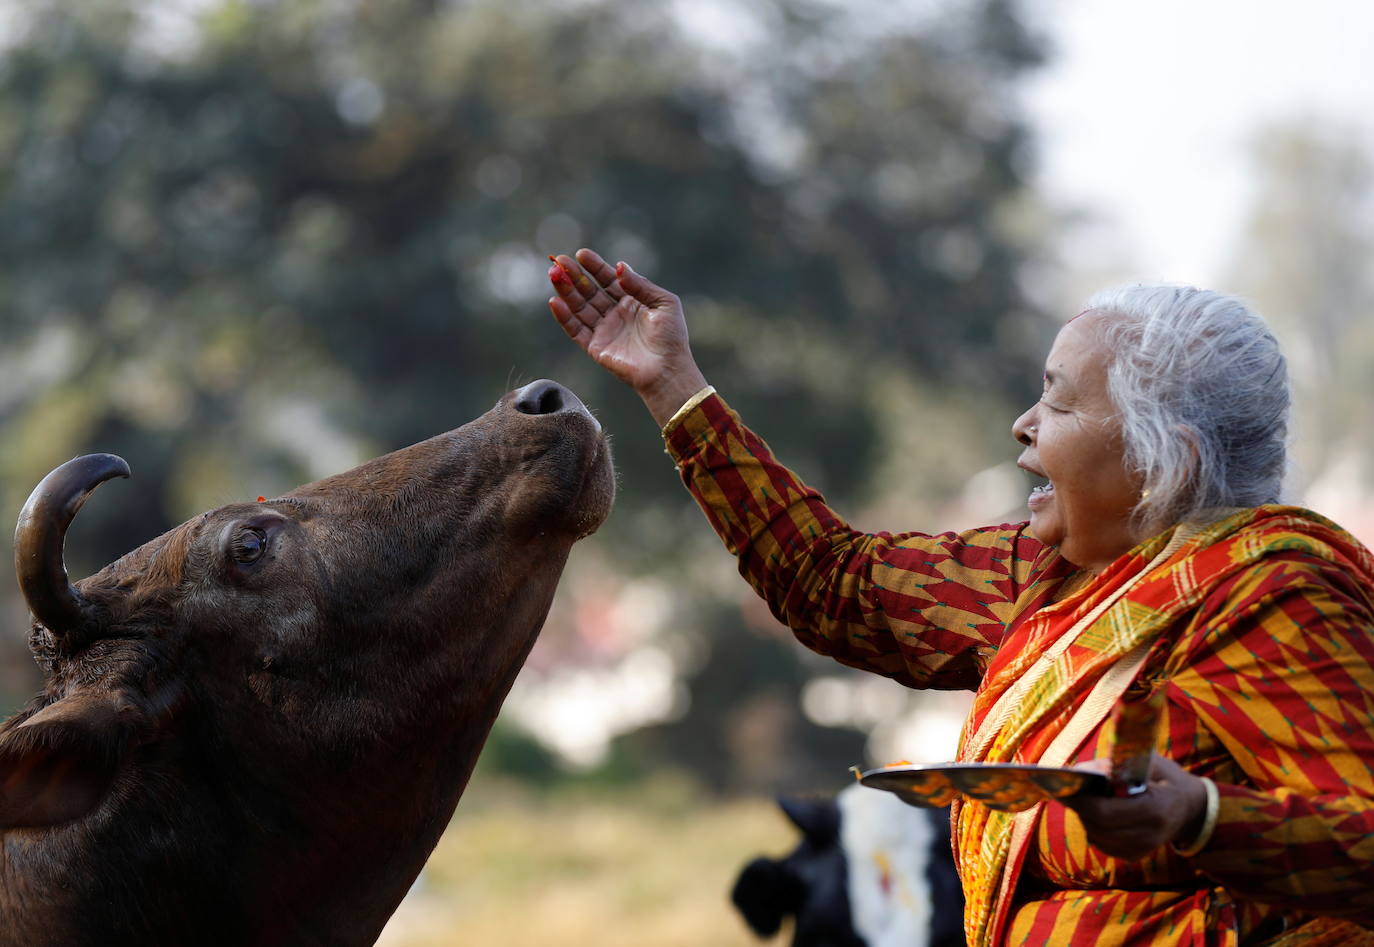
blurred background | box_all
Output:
[1,0,1371,943]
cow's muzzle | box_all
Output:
[512,379,599,432]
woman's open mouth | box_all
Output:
[1028,480,1055,510]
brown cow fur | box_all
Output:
[0,381,613,946]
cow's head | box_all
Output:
[0,379,612,938]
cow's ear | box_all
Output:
[778,795,841,846]
[0,692,128,828]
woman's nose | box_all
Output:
[1012,404,1037,446]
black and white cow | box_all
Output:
[732,784,964,947]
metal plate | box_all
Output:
[855,762,1111,812]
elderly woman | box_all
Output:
[546,249,1374,946]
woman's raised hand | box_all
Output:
[548,249,708,427]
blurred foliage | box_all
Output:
[1227,121,1374,485]
[0,0,1053,783]
[615,600,870,795]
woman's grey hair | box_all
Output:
[1087,284,1289,536]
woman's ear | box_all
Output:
[1176,424,1203,484]
[1179,425,1201,459]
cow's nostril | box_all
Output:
[536,387,563,414]
[511,379,597,429]
[514,379,567,416]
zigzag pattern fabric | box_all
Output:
[665,392,1374,946]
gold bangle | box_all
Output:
[1172,776,1219,857]
[660,385,716,438]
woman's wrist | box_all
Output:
[1172,776,1219,856]
[639,364,710,428]
[659,385,716,437]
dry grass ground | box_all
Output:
[377,772,797,947]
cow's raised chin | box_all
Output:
[1,379,614,947]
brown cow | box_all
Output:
[0,379,613,946]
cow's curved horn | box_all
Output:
[14,453,131,639]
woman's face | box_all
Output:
[1011,311,1144,573]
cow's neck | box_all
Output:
[230,587,559,943]
[234,721,497,944]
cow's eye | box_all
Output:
[230,527,267,564]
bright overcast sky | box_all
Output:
[1022,0,1374,290]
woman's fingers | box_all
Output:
[573,248,625,299]
[548,295,593,350]
[550,250,680,322]
[548,262,599,332]
[613,260,680,310]
[550,253,619,316]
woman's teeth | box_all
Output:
[1030,482,1054,498]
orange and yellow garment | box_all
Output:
[664,391,1374,946]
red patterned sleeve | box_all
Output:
[663,392,1055,691]
[1165,554,1374,922]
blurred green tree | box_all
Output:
[1227,122,1374,481]
[1224,121,1374,552]
[0,0,1051,783]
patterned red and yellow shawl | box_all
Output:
[951,506,1374,946]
